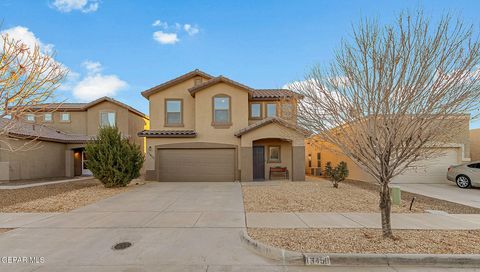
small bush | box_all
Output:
[331,161,349,188]
[324,161,333,178]
[85,126,144,188]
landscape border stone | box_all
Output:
[240,229,480,267]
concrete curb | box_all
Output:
[240,229,480,267]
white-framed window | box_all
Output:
[213,95,230,124]
[60,113,70,122]
[25,114,35,122]
[266,103,277,117]
[250,103,262,119]
[165,99,182,126]
[100,111,116,127]
[43,113,53,122]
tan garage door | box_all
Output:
[392,148,458,184]
[156,148,235,182]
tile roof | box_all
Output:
[1,118,90,144]
[252,89,302,100]
[15,97,148,119]
[137,129,197,138]
[234,117,310,137]
[141,69,214,98]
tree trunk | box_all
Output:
[379,180,394,238]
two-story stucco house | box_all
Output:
[139,69,307,182]
[0,97,148,181]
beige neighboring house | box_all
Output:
[139,69,307,182]
[470,128,480,161]
[0,97,148,182]
[305,115,471,184]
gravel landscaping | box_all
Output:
[248,228,480,254]
[0,179,141,212]
[242,178,480,213]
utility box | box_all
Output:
[391,186,401,205]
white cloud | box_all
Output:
[183,24,199,36]
[51,0,99,13]
[153,31,179,45]
[1,26,54,54]
[73,74,127,101]
[82,60,102,74]
[152,20,168,29]
[151,20,200,45]
[68,61,127,101]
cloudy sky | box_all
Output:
[1,0,480,127]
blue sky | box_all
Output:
[1,0,480,127]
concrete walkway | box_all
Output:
[0,176,92,190]
[0,213,60,228]
[394,183,480,209]
[247,212,480,229]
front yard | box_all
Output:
[0,179,141,213]
[242,177,480,213]
[242,177,480,254]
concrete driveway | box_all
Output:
[395,182,480,208]
[0,181,477,271]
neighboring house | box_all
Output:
[139,69,307,182]
[305,115,471,184]
[0,97,148,182]
[470,128,480,161]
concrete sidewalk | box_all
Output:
[246,212,480,229]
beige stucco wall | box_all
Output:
[0,137,66,181]
[148,76,208,131]
[33,111,87,135]
[86,101,129,136]
[470,128,480,161]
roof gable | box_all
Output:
[234,117,309,137]
[188,76,254,96]
[141,69,214,98]
[83,97,148,119]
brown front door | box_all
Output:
[253,146,265,180]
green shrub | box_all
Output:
[85,126,144,188]
[324,161,333,178]
[331,161,349,188]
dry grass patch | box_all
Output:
[242,178,480,213]
[0,179,144,212]
[248,228,480,254]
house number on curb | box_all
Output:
[304,256,331,265]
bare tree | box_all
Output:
[0,29,67,151]
[292,11,480,238]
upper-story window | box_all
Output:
[266,103,277,117]
[43,113,53,122]
[165,99,183,126]
[213,95,231,125]
[250,103,262,119]
[60,113,70,122]
[100,111,116,127]
[25,113,35,122]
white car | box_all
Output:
[447,161,480,188]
